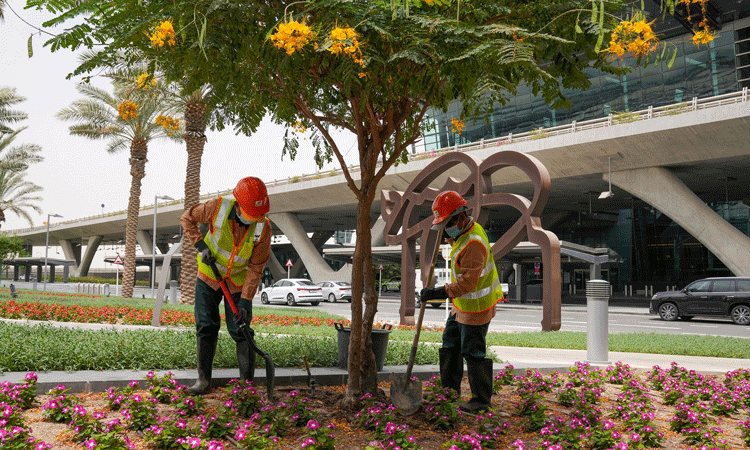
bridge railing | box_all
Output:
[13,88,748,235]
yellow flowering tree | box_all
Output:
[35,0,718,403]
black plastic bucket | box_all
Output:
[334,323,393,371]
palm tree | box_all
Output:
[170,86,210,305]
[0,169,42,228]
[0,87,28,135]
[0,127,42,172]
[57,74,182,297]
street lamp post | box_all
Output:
[152,194,174,297]
[44,213,63,292]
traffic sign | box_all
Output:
[378,264,383,271]
[285,259,293,267]
[113,254,124,265]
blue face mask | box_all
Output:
[236,213,253,226]
[445,224,461,238]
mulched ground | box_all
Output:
[21,370,750,449]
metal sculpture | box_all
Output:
[381,150,561,331]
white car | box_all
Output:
[259,279,323,306]
[317,281,352,303]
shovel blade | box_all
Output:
[389,374,423,415]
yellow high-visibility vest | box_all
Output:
[197,197,268,288]
[450,222,504,313]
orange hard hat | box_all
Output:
[431,191,467,229]
[233,177,270,221]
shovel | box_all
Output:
[207,258,275,400]
[390,241,442,415]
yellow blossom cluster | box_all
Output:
[678,0,715,46]
[270,20,314,55]
[293,120,307,133]
[137,73,157,89]
[328,26,365,76]
[118,101,138,120]
[150,21,176,48]
[155,115,180,135]
[450,118,465,135]
[607,20,658,59]
[692,28,714,45]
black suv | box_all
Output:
[649,277,750,325]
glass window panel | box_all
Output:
[711,29,734,48]
[737,280,750,292]
[738,66,750,80]
[737,53,750,67]
[711,280,735,292]
[736,28,750,41]
[687,280,710,292]
[736,40,750,54]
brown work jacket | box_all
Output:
[444,220,497,326]
[181,197,272,300]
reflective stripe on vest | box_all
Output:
[450,222,504,313]
[197,197,267,287]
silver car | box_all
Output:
[259,278,323,306]
[317,281,352,303]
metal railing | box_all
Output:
[12,88,748,235]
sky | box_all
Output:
[0,0,359,236]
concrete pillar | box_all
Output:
[268,212,351,282]
[609,166,750,276]
[590,263,601,280]
[137,230,153,255]
[370,215,387,247]
[49,266,56,283]
[59,239,80,266]
[77,236,103,277]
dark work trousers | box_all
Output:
[442,312,490,362]
[194,278,253,343]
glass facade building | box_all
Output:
[424,19,750,151]
[421,10,750,292]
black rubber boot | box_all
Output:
[188,336,217,395]
[439,348,463,395]
[459,358,494,413]
[236,340,256,383]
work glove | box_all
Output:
[420,286,447,302]
[237,306,250,326]
[194,240,215,265]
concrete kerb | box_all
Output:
[0,362,576,396]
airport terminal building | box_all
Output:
[420,1,750,293]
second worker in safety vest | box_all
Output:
[181,176,272,395]
[420,191,505,413]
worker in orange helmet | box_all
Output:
[181,176,272,395]
[420,190,505,412]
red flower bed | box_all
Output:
[0,300,195,326]
[0,299,428,331]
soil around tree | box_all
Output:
[20,370,749,449]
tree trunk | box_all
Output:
[121,139,148,298]
[179,99,207,305]
[342,180,379,406]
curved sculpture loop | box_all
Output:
[381,150,561,331]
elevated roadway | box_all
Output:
[5,90,750,280]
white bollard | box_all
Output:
[170,281,178,305]
[586,279,611,364]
